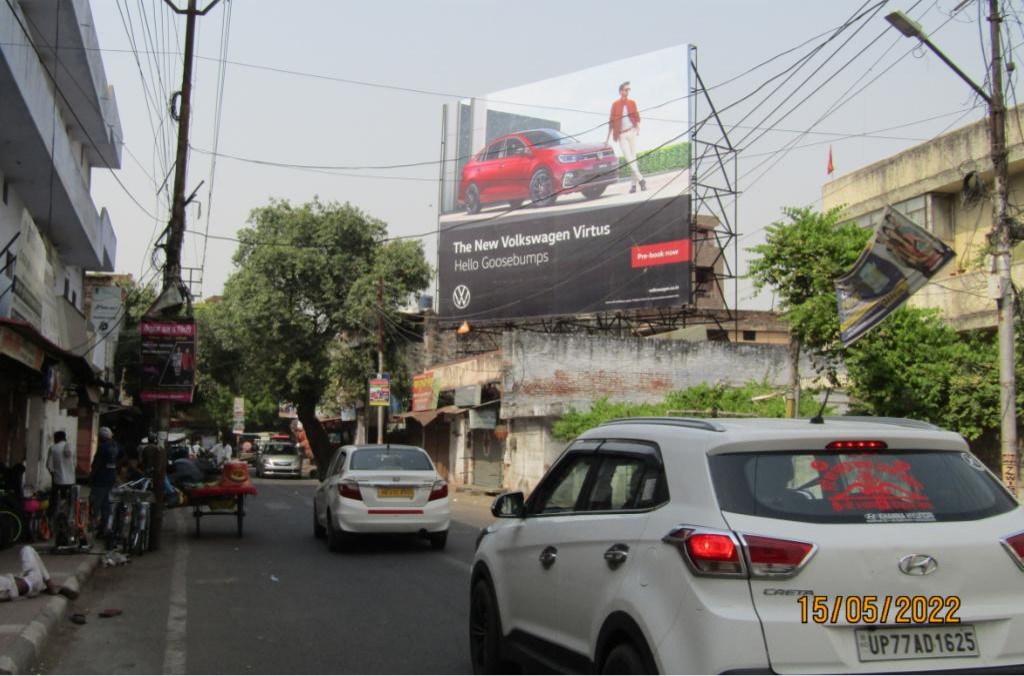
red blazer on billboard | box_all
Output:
[608,98,640,141]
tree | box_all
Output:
[747,206,871,405]
[218,198,431,468]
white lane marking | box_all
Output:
[163,509,189,675]
[262,502,292,511]
[440,554,471,574]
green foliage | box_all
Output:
[208,198,430,460]
[845,307,1002,441]
[747,205,871,376]
[551,382,825,441]
[619,142,689,178]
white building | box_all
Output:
[0,0,123,489]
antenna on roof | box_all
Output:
[810,389,832,425]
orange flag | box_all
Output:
[827,145,834,175]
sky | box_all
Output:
[85,0,1011,315]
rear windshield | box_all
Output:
[351,448,433,471]
[710,450,1016,523]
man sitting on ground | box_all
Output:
[0,545,79,601]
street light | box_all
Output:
[886,5,1019,494]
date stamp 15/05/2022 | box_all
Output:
[797,595,961,625]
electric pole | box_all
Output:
[986,0,1018,495]
[886,4,1019,493]
[148,0,222,549]
[378,278,385,444]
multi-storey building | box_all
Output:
[0,0,123,487]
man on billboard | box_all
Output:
[606,81,647,194]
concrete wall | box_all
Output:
[500,330,795,419]
[497,330,799,494]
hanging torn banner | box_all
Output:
[835,206,955,346]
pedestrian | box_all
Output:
[606,80,647,193]
[210,435,233,466]
[46,430,75,530]
[90,426,120,533]
[0,545,79,601]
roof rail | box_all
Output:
[821,416,943,431]
[600,417,726,433]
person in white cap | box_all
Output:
[0,545,78,601]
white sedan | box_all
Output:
[313,444,450,551]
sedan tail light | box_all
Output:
[338,480,362,501]
[428,479,448,501]
[664,526,816,579]
[1001,531,1024,570]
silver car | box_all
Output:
[257,441,303,479]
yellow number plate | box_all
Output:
[378,487,414,499]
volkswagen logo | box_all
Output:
[452,284,471,310]
[898,554,938,576]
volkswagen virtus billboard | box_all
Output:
[437,45,692,321]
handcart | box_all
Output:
[184,462,257,538]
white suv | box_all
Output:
[469,417,1024,674]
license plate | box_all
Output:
[597,162,612,169]
[855,625,979,662]
[377,487,414,499]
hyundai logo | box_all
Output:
[452,284,471,310]
[898,554,938,576]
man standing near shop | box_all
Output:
[606,81,647,193]
[46,431,75,527]
[90,427,120,534]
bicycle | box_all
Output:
[52,485,90,553]
[0,490,24,550]
[105,478,153,555]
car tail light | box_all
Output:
[665,527,816,579]
[741,534,816,578]
[663,527,745,577]
[826,440,887,450]
[1001,531,1024,571]
[338,480,362,501]
[429,480,448,501]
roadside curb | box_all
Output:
[0,554,98,675]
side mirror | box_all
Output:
[491,491,525,518]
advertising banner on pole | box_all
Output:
[232,397,245,434]
[139,320,195,402]
[369,377,390,407]
[835,206,955,345]
[412,371,440,412]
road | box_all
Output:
[32,478,496,675]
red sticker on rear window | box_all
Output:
[811,457,934,513]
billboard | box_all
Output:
[835,206,955,345]
[438,45,692,321]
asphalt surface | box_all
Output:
[31,480,496,675]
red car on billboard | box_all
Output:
[459,128,618,214]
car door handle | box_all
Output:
[604,544,630,570]
[539,546,558,569]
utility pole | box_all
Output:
[886,4,1018,493]
[377,278,385,444]
[986,0,1018,495]
[148,0,221,549]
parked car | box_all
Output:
[257,441,303,479]
[470,416,1024,674]
[312,444,450,551]
[459,128,617,214]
